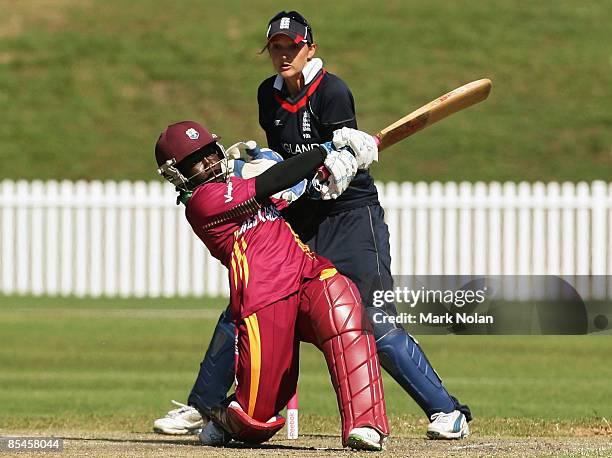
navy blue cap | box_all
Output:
[266,10,313,45]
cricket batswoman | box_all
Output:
[154,120,389,450]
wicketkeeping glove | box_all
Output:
[332,127,379,169]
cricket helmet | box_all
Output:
[155,120,227,191]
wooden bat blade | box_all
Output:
[374,78,492,151]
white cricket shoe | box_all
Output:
[199,421,230,446]
[153,400,204,435]
[347,426,385,451]
[427,410,470,439]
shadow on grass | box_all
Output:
[56,435,343,451]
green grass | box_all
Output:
[0,1,610,183]
[1,296,611,437]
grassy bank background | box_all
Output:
[1,1,610,183]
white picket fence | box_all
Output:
[0,180,611,298]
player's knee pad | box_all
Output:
[308,274,389,445]
[376,326,456,417]
[188,308,236,416]
[211,400,285,444]
[309,273,369,341]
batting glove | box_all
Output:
[225,141,256,160]
[312,142,358,200]
[332,127,378,169]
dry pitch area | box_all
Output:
[2,431,612,458]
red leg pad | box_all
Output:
[303,274,389,445]
[211,400,285,444]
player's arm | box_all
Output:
[255,142,363,202]
[316,76,358,136]
[257,80,284,153]
[254,147,327,202]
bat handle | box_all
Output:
[315,166,330,181]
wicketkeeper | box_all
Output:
[154,120,389,450]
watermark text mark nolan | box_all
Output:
[372,311,494,325]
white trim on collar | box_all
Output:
[273,58,324,91]
[303,58,323,84]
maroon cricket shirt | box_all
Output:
[185,176,332,319]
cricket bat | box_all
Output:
[316,78,491,182]
[374,78,492,151]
